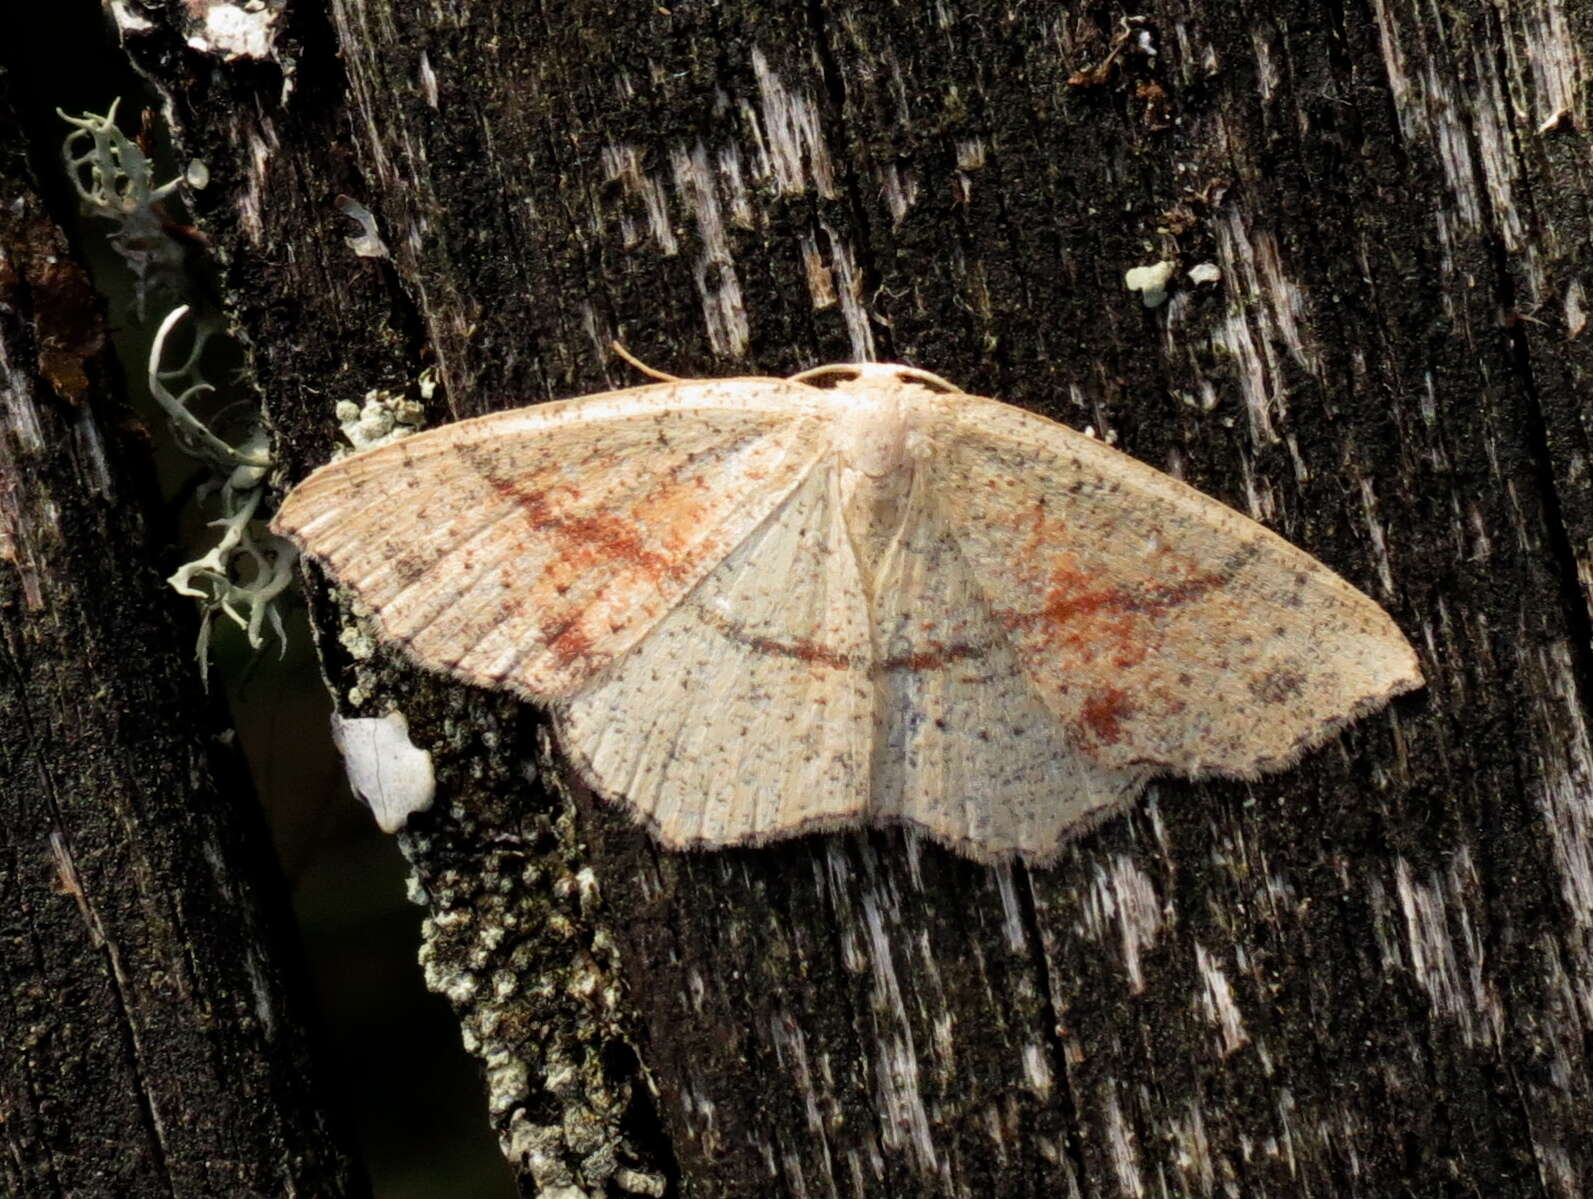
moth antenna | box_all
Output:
[611,341,682,383]
[786,363,860,385]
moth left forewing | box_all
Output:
[274,378,831,700]
[922,391,1423,778]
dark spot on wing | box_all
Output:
[1078,688,1135,744]
[1249,665,1307,704]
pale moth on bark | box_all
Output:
[273,362,1422,862]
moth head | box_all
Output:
[787,362,963,395]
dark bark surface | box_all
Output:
[103,0,1593,1196]
[0,58,362,1199]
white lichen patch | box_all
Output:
[338,613,380,663]
[336,388,427,453]
[335,195,390,259]
[1125,260,1176,308]
[331,710,436,833]
[613,1166,667,1196]
[185,0,281,62]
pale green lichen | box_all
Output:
[1125,260,1176,308]
[150,305,297,669]
[147,305,267,477]
[336,388,427,453]
[338,621,379,662]
[327,383,429,707]
[62,103,294,675]
[405,731,664,1195]
[58,100,186,322]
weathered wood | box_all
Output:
[113,0,1592,1194]
[0,59,364,1199]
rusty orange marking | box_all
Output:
[1079,688,1134,744]
[878,641,987,673]
[468,449,690,587]
[747,634,855,671]
[538,614,597,669]
[994,556,1145,667]
[632,481,715,559]
[690,600,993,674]
[562,510,677,575]
[1002,547,1254,671]
[551,622,595,667]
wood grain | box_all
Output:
[112,0,1593,1193]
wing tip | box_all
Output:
[1181,657,1425,784]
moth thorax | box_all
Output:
[829,377,924,565]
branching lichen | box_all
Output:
[59,99,187,321]
[150,306,297,666]
[61,101,295,676]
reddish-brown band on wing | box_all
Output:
[272,380,829,699]
[924,392,1423,778]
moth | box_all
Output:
[272,362,1422,862]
